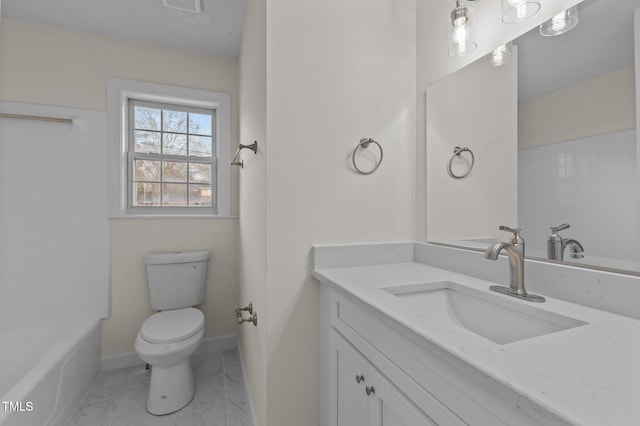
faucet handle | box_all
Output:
[498,225,523,244]
[499,225,521,234]
[550,223,570,233]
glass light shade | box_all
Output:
[447,4,477,57]
[502,0,540,24]
[488,41,513,66]
[539,6,579,37]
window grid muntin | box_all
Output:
[130,99,215,155]
[128,99,217,210]
[130,153,216,208]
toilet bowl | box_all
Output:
[134,250,210,416]
[135,307,205,415]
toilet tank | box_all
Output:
[144,250,210,310]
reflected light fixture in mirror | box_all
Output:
[539,6,579,36]
[502,0,540,24]
[448,0,478,57]
[488,41,513,66]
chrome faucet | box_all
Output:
[547,223,584,261]
[484,226,545,302]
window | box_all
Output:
[107,79,231,217]
[129,100,215,209]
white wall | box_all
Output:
[0,18,240,356]
[265,0,416,420]
[238,0,267,424]
[426,53,518,242]
[0,101,109,327]
[237,1,416,425]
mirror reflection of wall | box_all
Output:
[425,51,518,245]
[426,0,640,273]
[517,0,638,270]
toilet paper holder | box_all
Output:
[235,302,257,326]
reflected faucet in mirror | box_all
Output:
[547,223,584,261]
[484,226,545,302]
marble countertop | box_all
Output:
[313,261,640,425]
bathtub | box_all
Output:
[0,320,100,426]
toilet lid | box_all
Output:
[140,308,204,344]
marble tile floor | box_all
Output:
[67,349,252,426]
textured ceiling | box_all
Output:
[1,0,248,57]
[516,0,636,101]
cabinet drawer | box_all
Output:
[331,290,508,426]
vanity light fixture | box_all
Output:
[539,6,578,37]
[488,41,513,66]
[502,0,540,24]
[448,0,478,57]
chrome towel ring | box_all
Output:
[352,138,383,175]
[448,146,474,179]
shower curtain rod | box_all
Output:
[0,113,73,125]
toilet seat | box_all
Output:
[140,307,204,344]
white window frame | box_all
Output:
[107,78,231,217]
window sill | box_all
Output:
[108,214,238,220]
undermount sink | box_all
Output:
[383,281,587,345]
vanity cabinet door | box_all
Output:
[335,332,368,426]
[333,331,437,426]
[367,368,437,426]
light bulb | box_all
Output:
[447,2,476,57]
[452,23,470,45]
[551,12,567,32]
[502,0,540,24]
[452,25,470,54]
[488,42,513,66]
[539,6,578,36]
[493,46,506,62]
[508,0,528,19]
[452,15,467,26]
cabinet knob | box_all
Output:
[365,386,375,396]
[355,374,365,384]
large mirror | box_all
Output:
[426,0,640,274]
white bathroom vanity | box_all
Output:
[313,242,640,425]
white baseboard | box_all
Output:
[100,334,239,371]
[100,350,141,371]
[195,334,238,355]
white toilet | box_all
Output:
[135,250,210,415]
